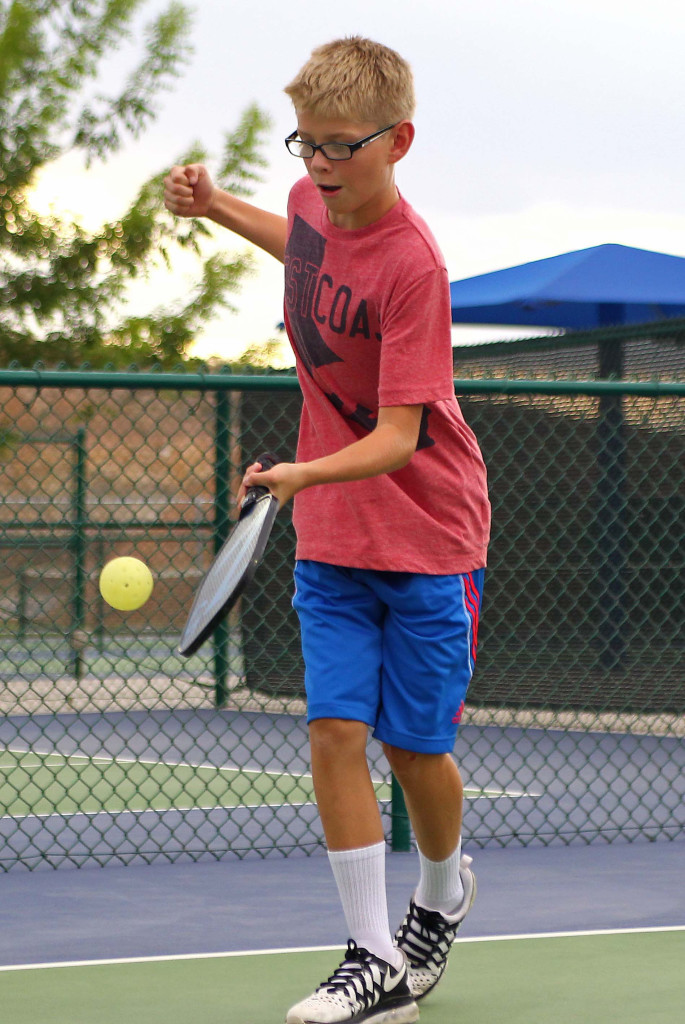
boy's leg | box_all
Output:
[309,718,384,850]
[287,562,419,1021]
[294,561,402,956]
[385,744,476,1001]
[385,746,462,861]
[309,717,402,968]
[370,567,485,1001]
[384,746,466,908]
[285,718,417,1024]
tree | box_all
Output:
[0,0,271,368]
[222,335,294,373]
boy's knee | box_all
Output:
[309,717,368,758]
[382,742,422,778]
[382,743,452,783]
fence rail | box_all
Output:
[5,365,685,394]
[0,367,683,871]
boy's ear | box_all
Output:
[388,121,415,164]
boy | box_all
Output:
[164,36,490,1024]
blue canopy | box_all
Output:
[450,243,685,330]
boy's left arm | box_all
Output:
[240,405,423,507]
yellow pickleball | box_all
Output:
[99,557,154,611]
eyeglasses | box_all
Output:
[284,124,397,161]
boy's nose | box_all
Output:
[309,149,334,172]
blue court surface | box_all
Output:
[1,839,683,967]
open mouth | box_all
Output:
[318,184,342,195]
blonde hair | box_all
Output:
[284,36,415,125]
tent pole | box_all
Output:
[596,304,628,671]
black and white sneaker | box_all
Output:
[285,940,419,1024]
[394,854,476,1000]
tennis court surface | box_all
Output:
[2,841,683,1023]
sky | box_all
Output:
[29,0,685,363]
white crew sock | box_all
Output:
[415,840,464,917]
[328,841,403,969]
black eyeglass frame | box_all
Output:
[284,124,398,161]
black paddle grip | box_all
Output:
[241,451,281,508]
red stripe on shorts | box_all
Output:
[463,572,481,665]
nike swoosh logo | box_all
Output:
[383,968,404,993]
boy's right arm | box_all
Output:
[164,164,288,264]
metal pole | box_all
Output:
[213,391,231,707]
[596,305,628,670]
[70,427,87,681]
[390,773,411,851]
[18,571,27,640]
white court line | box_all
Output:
[0,802,319,822]
[0,787,518,821]
[0,793,530,821]
[1,926,683,973]
[2,746,311,778]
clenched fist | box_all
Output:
[163,164,215,218]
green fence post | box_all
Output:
[390,773,411,851]
[17,571,27,640]
[70,427,87,681]
[95,536,105,653]
[213,390,231,707]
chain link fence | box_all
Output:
[0,355,683,871]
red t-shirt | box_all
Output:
[284,175,490,574]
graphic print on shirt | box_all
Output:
[285,217,343,372]
[286,214,435,450]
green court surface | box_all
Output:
[0,749,321,815]
[0,748,511,817]
[1,929,682,1024]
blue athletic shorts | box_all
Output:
[292,560,485,754]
